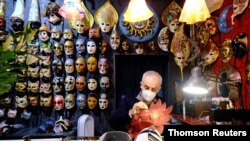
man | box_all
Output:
[110,70,163,131]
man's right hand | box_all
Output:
[129,101,148,118]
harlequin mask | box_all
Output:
[53,42,64,58]
[134,43,144,54]
[65,58,75,74]
[21,109,31,120]
[51,27,62,41]
[40,82,52,94]
[28,40,39,54]
[88,27,100,39]
[99,76,110,92]
[76,93,87,109]
[99,93,109,110]
[65,93,75,110]
[76,38,85,55]
[65,76,75,92]
[43,2,62,25]
[87,56,97,72]
[76,76,86,92]
[40,95,52,107]
[87,93,98,110]
[75,19,86,34]
[110,25,120,50]
[86,39,97,55]
[63,29,74,40]
[158,27,169,52]
[87,77,98,91]
[0,108,5,117]
[52,59,63,76]
[10,17,24,32]
[7,109,17,118]
[15,81,27,92]
[28,80,39,93]
[53,77,64,93]
[28,65,39,78]
[64,40,74,56]
[98,58,109,75]
[39,25,51,42]
[246,61,250,82]
[16,95,28,108]
[205,17,217,35]
[53,95,64,111]
[28,95,39,107]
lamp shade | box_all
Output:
[179,0,211,24]
[123,0,153,22]
[182,67,208,95]
[58,0,85,21]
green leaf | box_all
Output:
[0,51,15,64]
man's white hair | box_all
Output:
[142,70,162,85]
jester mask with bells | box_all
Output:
[231,0,249,25]
[87,75,98,91]
[171,24,190,80]
[94,0,118,33]
[53,77,64,94]
[86,39,97,55]
[161,1,181,33]
[65,58,75,74]
[201,40,219,69]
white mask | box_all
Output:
[141,90,156,102]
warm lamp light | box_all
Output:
[182,67,208,95]
[58,0,85,21]
[179,0,211,24]
[123,0,153,22]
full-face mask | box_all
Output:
[75,19,86,34]
[65,58,75,74]
[99,93,109,110]
[87,56,97,72]
[87,93,98,110]
[99,19,111,33]
[110,25,120,50]
[40,82,52,94]
[16,95,28,108]
[53,42,64,58]
[76,76,86,92]
[63,29,74,40]
[76,38,85,55]
[98,58,109,75]
[87,77,98,91]
[53,77,64,93]
[10,17,24,32]
[51,27,62,41]
[122,41,129,52]
[76,93,87,109]
[75,57,86,74]
[65,76,75,92]
[38,25,51,42]
[100,40,108,55]
[28,95,39,107]
[53,95,64,111]
[28,80,39,93]
[99,76,110,92]
[64,40,74,57]
[134,43,144,54]
[52,59,63,76]
[43,2,62,25]
[40,95,52,107]
[65,93,75,110]
[88,27,100,39]
[86,39,97,55]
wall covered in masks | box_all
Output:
[0,0,180,137]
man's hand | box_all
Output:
[129,101,148,118]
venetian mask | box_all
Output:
[110,25,120,50]
[88,27,100,39]
[10,17,24,32]
[87,93,98,110]
[219,39,233,63]
[43,2,62,25]
[40,82,52,94]
[231,0,249,25]
[86,39,97,55]
[205,17,217,35]
[202,49,219,67]
[158,27,169,52]
[76,76,86,92]
[65,58,75,74]
[65,93,75,110]
[64,40,74,56]
[246,61,250,82]
[53,77,64,93]
[7,109,17,118]
[65,76,75,92]
[15,81,27,92]
[134,43,144,54]
[28,65,39,78]
[75,19,86,34]
[28,95,39,107]
[87,56,97,72]
[53,95,64,111]
[98,58,109,75]
[99,19,111,33]
[28,80,39,93]
[99,93,109,110]
[76,38,85,55]
[38,25,51,42]
[53,42,64,58]
[40,95,52,107]
[16,95,28,108]
[100,40,108,55]
[51,27,62,41]
[87,77,98,91]
[76,93,87,109]
[168,18,180,33]
[63,29,74,40]
[99,76,110,92]
[52,59,63,76]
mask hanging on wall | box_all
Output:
[28,0,41,29]
[87,56,98,73]
[158,27,169,52]
[219,39,233,63]
[10,0,24,32]
[76,76,86,92]
[232,33,247,58]
[99,93,109,110]
[76,93,87,110]
[65,93,75,110]
[231,0,249,25]
[87,93,98,110]
[43,2,62,25]
[53,95,64,111]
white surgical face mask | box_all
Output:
[141,89,156,102]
